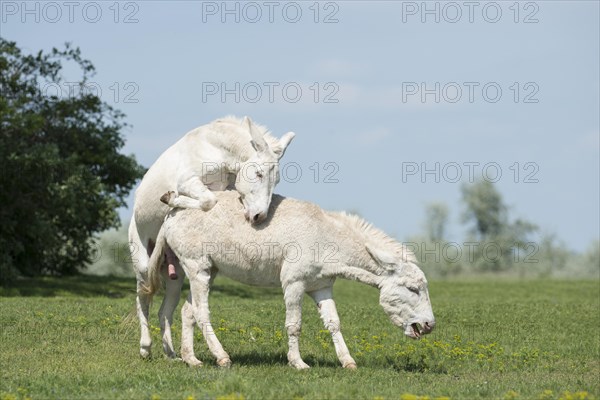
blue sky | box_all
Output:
[3,1,599,251]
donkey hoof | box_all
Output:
[184,358,203,368]
[289,360,310,370]
[217,357,231,368]
[160,191,175,205]
[140,347,151,359]
[344,362,358,370]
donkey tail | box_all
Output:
[142,225,167,296]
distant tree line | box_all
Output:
[408,180,599,278]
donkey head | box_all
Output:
[236,117,295,225]
[367,244,436,339]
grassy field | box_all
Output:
[0,276,598,400]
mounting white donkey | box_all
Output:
[145,191,436,369]
[129,116,295,359]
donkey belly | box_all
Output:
[215,261,282,288]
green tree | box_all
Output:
[406,201,462,278]
[461,180,537,271]
[533,233,570,277]
[564,239,600,279]
[0,39,145,283]
[461,180,507,238]
[86,223,135,278]
[424,202,449,243]
[581,239,600,278]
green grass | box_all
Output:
[1,276,598,400]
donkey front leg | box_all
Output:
[186,259,231,367]
[180,294,203,367]
[160,176,217,211]
[283,281,309,369]
[308,287,357,369]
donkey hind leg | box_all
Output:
[130,218,153,358]
[185,258,230,367]
[181,293,203,367]
[136,280,152,358]
[284,281,309,369]
[308,287,357,369]
[158,261,185,359]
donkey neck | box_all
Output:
[220,149,253,175]
[323,210,413,290]
[206,128,256,174]
[335,265,384,289]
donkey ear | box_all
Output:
[365,243,397,270]
[273,131,295,159]
[244,116,268,154]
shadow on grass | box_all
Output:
[385,355,449,374]
[0,274,136,298]
[227,351,340,368]
[211,282,281,300]
[0,273,282,300]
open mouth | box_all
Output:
[411,323,422,338]
[404,323,422,339]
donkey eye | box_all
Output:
[408,287,420,295]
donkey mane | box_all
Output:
[213,115,286,156]
[327,211,417,265]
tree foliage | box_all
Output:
[412,182,595,278]
[0,39,145,283]
[461,180,537,271]
[424,202,449,243]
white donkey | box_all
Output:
[130,116,295,359]
[145,191,435,369]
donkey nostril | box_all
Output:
[424,321,435,331]
[253,213,260,222]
